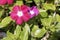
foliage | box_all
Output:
[0,0,60,40]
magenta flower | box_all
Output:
[0,0,14,5]
[10,5,30,25]
[28,6,39,18]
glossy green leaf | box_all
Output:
[43,3,56,10]
[41,17,52,26]
[0,10,3,18]
[20,23,30,40]
[35,27,46,38]
[2,31,16,40]
[56,14,60,22]
[31,25,39,36]
[15,1,23,5]
[55,22,60,36]
[50,25,56,32]
[0,16,12,28]
[31,37,36,40]
[14,25,21,38]
[40,10,48,17]
[55,22,60,29]
[17,0,22,1]
[26,0,32,3]
[34,0,40,6]
[32,27,47,38]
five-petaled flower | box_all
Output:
[28,6,39,18]
[10,5,30,24]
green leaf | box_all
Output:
[34,0,40,6]
[17,0,22,1]
[0,10,3,18]
[0,16,12,28]
[50,25,56,32]
[41,17,52,26]
[55,22,60,36]
[56,14,60,22]
[35,27,47,38]
[43,3,56,10]
[34,0,45,7]
[9,1,23,10]
[14,25,21,38]
[31,25,39,36]
[32,26,47,38]
[2,31,16,40]
[26,0,32,3]
[55,22,60,29]
[31,37,36,40]
[20,23,30,40]
[15,1,23,5]
[0,6,3,11]
[40,10,48,17]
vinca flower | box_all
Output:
[10,5,30,24]
[0,0,14,5]
[28,6,39,18]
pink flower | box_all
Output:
[0,0,14,5]
[10,5,30,25]
[7,0,14,5]
[0,0,6,5]
[28,6,39,18]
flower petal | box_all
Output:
[10,11,18,20]
[32,6,39,16]
[21,5,29,13]
[12,5,20,12]
[29,10,35,18]
[7,0,14,5]
[0,0,7,5]
[16,18,23,25]
[23,13,30,22]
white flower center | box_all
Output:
[17,11,23,17]
[30,10,34,15]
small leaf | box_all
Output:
[2,31,16,40]
[15,1,23,5]
[56,14,60,22]
[0,16,12,28]
[35,27,47,38]
[50,25,56,32]
[0,6,4,18]
[14,25,21,38]
[34,0,40,6]
[41,17,52,26]
[55,22,60,29]
[0,10,3,18]
[43,3,56,10]
[0,6,3,11]
[17,0,22,1]
[32,27,47,38]
[31,25,39,36]
[20,23,30,40]
[40,10,48,17]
